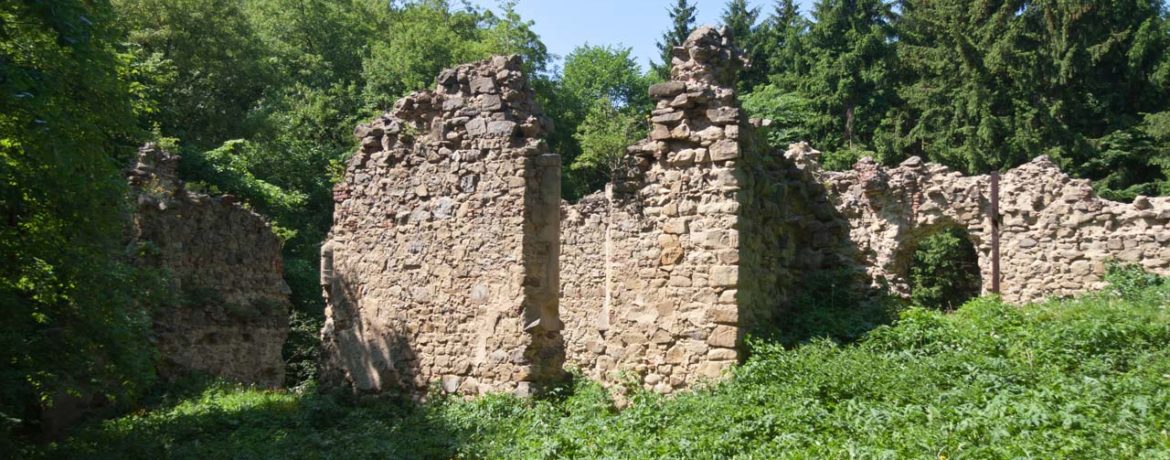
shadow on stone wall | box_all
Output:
[320,270,422,396]
[738,144,900,348]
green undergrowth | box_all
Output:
[34,276,1170,459]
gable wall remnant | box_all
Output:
[320,55,564,397]
[129,144,291,387]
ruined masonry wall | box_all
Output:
[326,25,1170,398]
[558,27,791,392]
[805,148,1170,303]
[129,144,290,387]
[321,55,564,396]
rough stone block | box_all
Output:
[709,139,739,161]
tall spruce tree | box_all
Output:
[801,0,898,158]
[762,0,809,87]
[890,0,1170,194]
[721,0,766,89]
[653,0,698,79]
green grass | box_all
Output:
[33,278,1170,459]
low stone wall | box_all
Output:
[802,146,1170,303]
[128,144,290,387]
[320,55,564,397]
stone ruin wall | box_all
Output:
[323,26,1170,397]
[796,147,1170,303]
[559,27,792,392]
[128,144,291,387]
[320,55,564,396]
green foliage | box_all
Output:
[181,140,307,217]
[547,45,653,199]
[801,0,899,155]
[1105,262,1165,301]
[746,0,1170,194]
[282,310,323,390]
[1089,110,1170,201]
[570,98,645,187]
[40,283,1170,458]
[653,0,698,79]
[0,0,157,442]
[909,227,982,310]
[740,83,814,150]
[112,0,276,148]
[885,0,1170,190]
[362,0,549,110]
[759,0,809,85]
[720,0,766,90]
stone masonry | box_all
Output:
[320,55,564,396]
[559,27,792,392]
[791,144,1170,303]
[128,143,291,387]
[323,26,1170,397]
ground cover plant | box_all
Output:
[30,269,1170,459]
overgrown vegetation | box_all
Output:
[908,226,983,311]
[28,275,1170,459]
[0,0,158,444]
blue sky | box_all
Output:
[472,0,815,72]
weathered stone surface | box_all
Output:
[559,27,776,393]
[322,24,1170,400]
[709,139,740,161]
[807,145,1170,303]
[128,144,290,388]
[321,55,564,397]
[648,81,687,98]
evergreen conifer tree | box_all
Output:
[801,0,898,157]
[761,0,810,89]
[653,0,698,79]
[721,0,765,89]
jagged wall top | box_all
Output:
[128,143,182,195]
[347,54,553,176]
[670,26,744,86]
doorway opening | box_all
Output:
[907,226,982,311]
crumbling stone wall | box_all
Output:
[128,144,290,387]
[797,145,1170,303]
[320,55,564,396]
[558,27,795,392]
[325,25,1170,398]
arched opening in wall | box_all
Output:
[907,226,982,311]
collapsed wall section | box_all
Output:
[128,144,290,387]
[321,55,563,396]
[807,148,1170,303]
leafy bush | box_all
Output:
[37,280,1170,459]
[1105,262,1165,300]
[1,0,157,446]
[909,227,982,310]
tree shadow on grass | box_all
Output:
[40,379,467,460]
